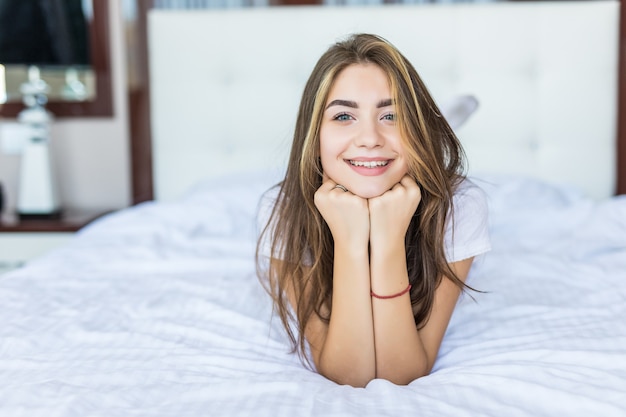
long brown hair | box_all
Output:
[256,33,467,362]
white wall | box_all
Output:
[0,1,131,213]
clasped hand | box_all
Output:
[314,175,422,248]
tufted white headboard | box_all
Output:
[148,1,619,201]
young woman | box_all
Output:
[257,33,491,387]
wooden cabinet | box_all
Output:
[0,211,107,274]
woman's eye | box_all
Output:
[334,113,353,121]
[382,113,396,121]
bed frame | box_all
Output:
[146,1,622,201]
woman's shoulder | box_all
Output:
[452,177,489,214]
[445,177,491,262]
[256,184,281,232]
[454,177,487,198]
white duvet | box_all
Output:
[1,173,625,417]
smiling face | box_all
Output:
[319,63,408,199]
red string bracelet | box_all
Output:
[371,284,412,300]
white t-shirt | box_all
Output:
[443,178,491,262]
[257,178,491,264]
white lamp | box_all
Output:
[16,66,61,219]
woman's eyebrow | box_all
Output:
[326,99,357,109]
[325,98,394,109]
[377,99,393,108]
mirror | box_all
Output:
[0,0,112,117]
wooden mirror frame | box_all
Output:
[0,1,112,118]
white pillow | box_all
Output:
[440,95,479,130]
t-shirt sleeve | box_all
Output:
[444,179,492,263]
[256,188,276,260]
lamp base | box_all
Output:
[18,209,63,221]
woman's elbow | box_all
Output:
[318,364,375,388]
[377,361,432,386]
[386,370,427,386]
[320,364,430,387]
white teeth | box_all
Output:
[349,160,389,168]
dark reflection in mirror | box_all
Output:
[0,0,111,117]
[0,0,94,103]
[0,0,90,66]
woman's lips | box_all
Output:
[345,159,393,176]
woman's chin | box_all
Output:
[349,185,388,199]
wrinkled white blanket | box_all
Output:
[1,173,625,417]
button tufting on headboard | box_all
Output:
[148,2,619,201]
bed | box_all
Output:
[1,1,625,416]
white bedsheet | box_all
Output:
[1,172,625,417]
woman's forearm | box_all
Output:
[317,243,375,387]
[370,240,431,384]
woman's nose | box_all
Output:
[354,120,383,148]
